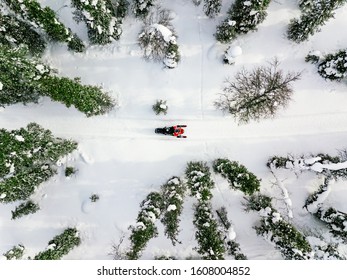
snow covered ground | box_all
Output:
[1,0,347,260]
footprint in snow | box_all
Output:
[81,200,96,214]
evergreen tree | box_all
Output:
[0,13,46,56]
[0,123,77,203]
[185,161,214,201]
[287,0,347,43]
[11,200,40,219]
[34,228,81,260]
[3,244,25,260]
[127,192,164,260]
[214,59,301,124]
[71,0,122,45]
[193,201,226,259]
[317,49,347,81]
[215,0,271,43]
[213,158,261,195]
[160,177,186,245]
[0,46,115,116]
[138,8,180,68]
[3,0,84,52]
[133,0,155,18]
[203,0,222,18]
[0,45,50,106]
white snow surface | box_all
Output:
[1,0,347,260]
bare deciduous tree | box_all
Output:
[215,59,301,124]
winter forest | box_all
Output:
[1,0,347,260]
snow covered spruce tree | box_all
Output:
[11,200,40,219]
[71,0,122,45]
[244,194,312,259]
[0,123,77,203]
[126,192,164,260]
[133,0,155,18]
[0,46,116,116]
[315,206,347,242]
[287,0,347,43]
[317,49,347,81]
[216,207,247,259]
[160,177,186,245]
[0,13,46,56]
[186,162,226,259]
[193,201,226,259]
[214,59,301,124]
[213,158,260,195]
[3,0,85,52]
[138,8,180,68]
[3,244,25,260]
[215,0,271,43]
[34,228,81,260]
[185,161,215,201]
[203,0,222,18]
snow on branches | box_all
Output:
[215,0,271,43]
[71,0,123,45]
[138,8,180,68]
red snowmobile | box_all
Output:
[155,125,187,138]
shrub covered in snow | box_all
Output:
[40,76,116,117]
[185,161,215,201]
[317,49,347,81]
[152,99,168,115]
[3,244,25,260]
[315,206,347,242]
[133,0,155,18]
[71,0,122,45]
[0,123,77,203]
[215,0,271,43]
[307,236,346,260]
[138,8,180,68]
[304,176,331,212]
[223,45,243,65]
[243,193,272,212]
[11,200,40,219]
[214,59,301,124]
[34,228,81,260]
[203,0,222,18]
[127,192,164,260]
[0,13,46,56]
[287,0,347,43]
[193,201,226,259]
[3,0,85,52]
[160,177,186,245]
[213,158,260,195]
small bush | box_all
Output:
[152,99,168,115]
[65,167,76,177]
[90,194,100,202]
[3,244,25,260]
[133,0,155,18]
[11,200,40,219]
[213,158,260,195]
[243,193,272,212]
[305,51,321,64]
[317,49,347,81]
[34,228,81,260]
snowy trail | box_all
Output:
[2,108,347,142]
